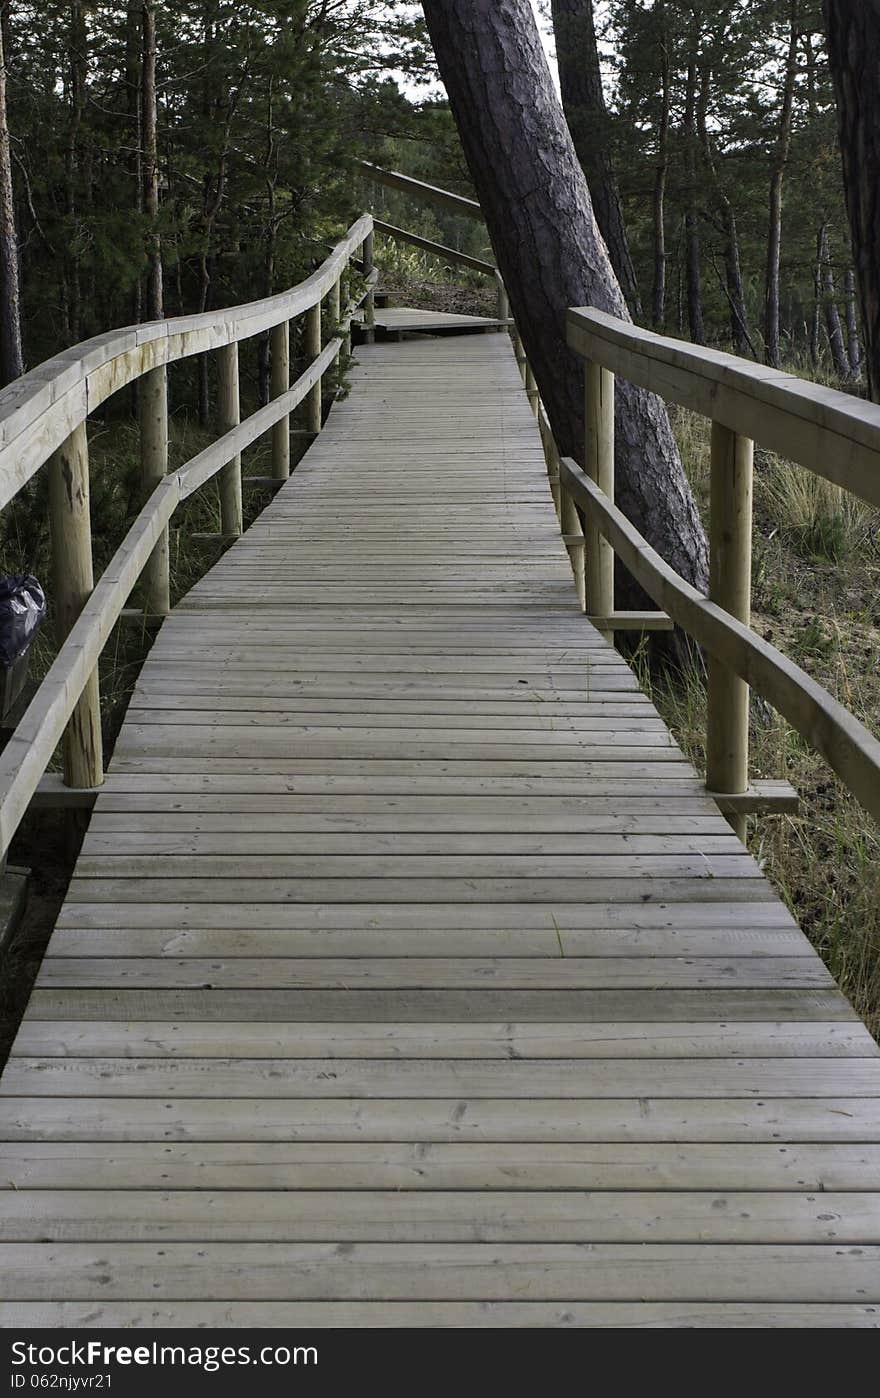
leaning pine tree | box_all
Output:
[420,0,708,600]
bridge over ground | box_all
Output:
[0,190,879,1326]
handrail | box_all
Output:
[373,219,497,278]
[0,214,376,856]
[355,161,482,219]
[568,307,880,509]
[558,306,880,836]
[560,457,880,825]
[0,213,373,512]
[0,332,354,854]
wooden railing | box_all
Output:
[359,163,511,324]
[554,307,880,837]
[0,214,376,858]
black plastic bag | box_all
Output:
[0,574,48,668]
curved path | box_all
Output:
[1,330,879,1326]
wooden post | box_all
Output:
[512,326,527,383]
[363,232,376,344]
[47,422,104,789]
[270,320,290,482]
[306,299,323,435]
[330,276,341,330]
[524,360,539,417]
[341,268,352,358]
[561,487,585,611]
[584,361,615,632]
[706,421,754,842]
[217,340,242,537]
[496,277,509,323]
[139,365,170,614]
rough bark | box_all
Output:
[823,0,880,401]
[763,1,800,368]
[652,0,671,331]
[141,1,163,320]
[0,6,23,384]
[420,0,708,600]
[549,0,641,317]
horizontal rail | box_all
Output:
[355,161,482,220]
[373,220,497,278]
[567,307,880,508]
[0,331,351,853]
[559,456,880,825]
[0,214,372,512]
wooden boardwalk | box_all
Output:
[1,331,880,1327]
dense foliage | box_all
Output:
[585,0,860,373]
[1,1,429,373]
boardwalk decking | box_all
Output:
[1,331,880,1327]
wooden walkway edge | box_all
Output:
[1,331,879,1327]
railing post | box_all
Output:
[217,340,242,537]
[306,298,323,436]
[524,360,539,418]
[706,421,754,842]
[139,365,170,614]
[47,422,104,789]
[561,486,586,612]
[330,276,341,331]
[363,231,375,344]
[512,325,527,383]
[270,320,290,482]
[496,276,509,323]
[584,361,615,630]
[341,266,352,359]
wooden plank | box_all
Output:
[14,1020,875,1060]
[3,1189,880,1244]
[3,1140,880,1191]
[6,1056,877,1100]
[32,956,832,991]
[1,1242,879,1301]
[40,928,816,959]
[1,1301,877,1328]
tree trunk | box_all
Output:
[810,226,822,370]
[763,1,800,368]
[141,0,163,320]
[549,0,641,317]
[652,0,670,331]
[125,1,143,326]
[695,8,752,356]
[0,6,23,385]
[845,268,861,380]
[64,0,88,344]
[818,222,851,380]
[823,0,880,401]
[420,0,708,601]
[682,11,705,345]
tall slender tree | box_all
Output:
[549,0,641,316]
[763,0,801,367]
[0,3,23,384]
[141,1,162,320]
